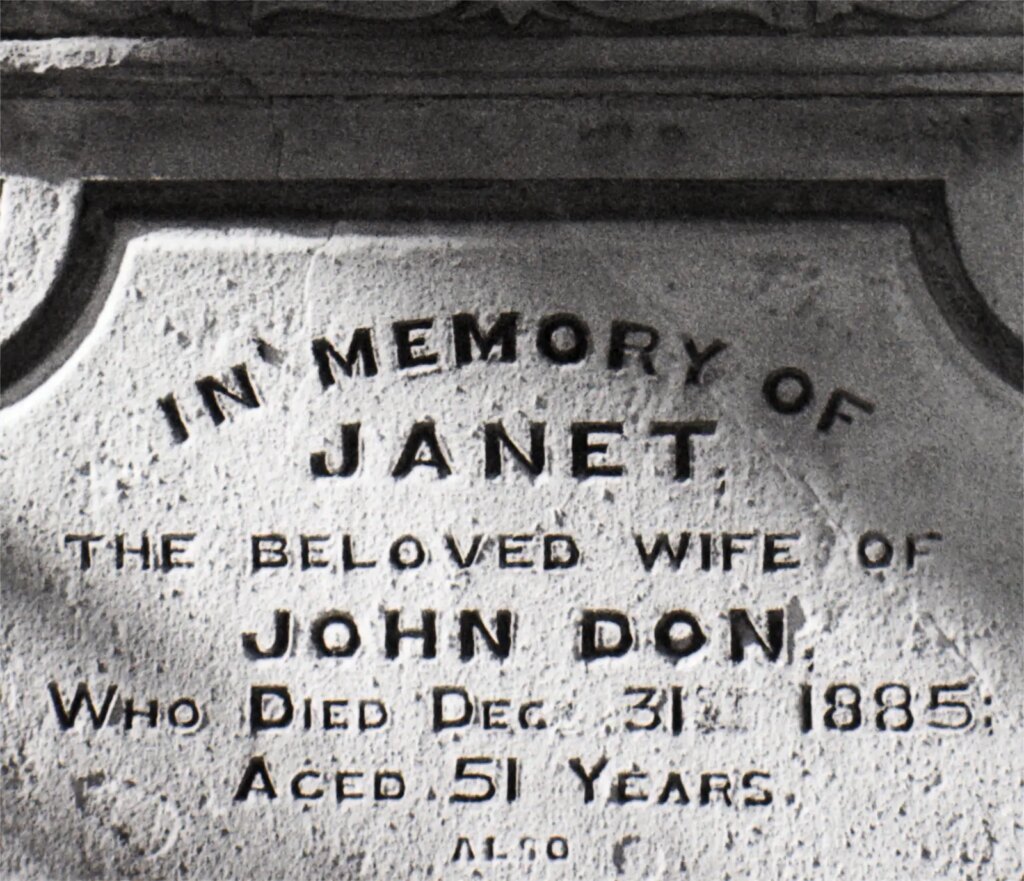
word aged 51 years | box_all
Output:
[231,754,773,810]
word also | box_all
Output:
[451,834,569,864]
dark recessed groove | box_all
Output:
[2,179,1019,407]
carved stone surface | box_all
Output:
[2,180,1021,880]
[0,3,1021,879]
[2,0,1021,37]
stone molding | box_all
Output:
[2,1,1020,38]
[2,1,1021,392]
[2,179,1021,411]
[3,34,1021,100]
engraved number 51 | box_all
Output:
[450,756,520,802]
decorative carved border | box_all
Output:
[2,179,1020,409]
[2,0,1020,38]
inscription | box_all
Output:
[8,207,1015,881]
[153,315,875,495]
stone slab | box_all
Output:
[1,5,1021,877]
[1,183,1020,878]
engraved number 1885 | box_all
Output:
[799,682,975,733]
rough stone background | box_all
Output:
[1,3,1021,879]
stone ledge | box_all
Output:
[3,35,1021,99]
[3,179,1018,408]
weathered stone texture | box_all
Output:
[1,4,1020,879]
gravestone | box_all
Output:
[1,3,1021,879]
